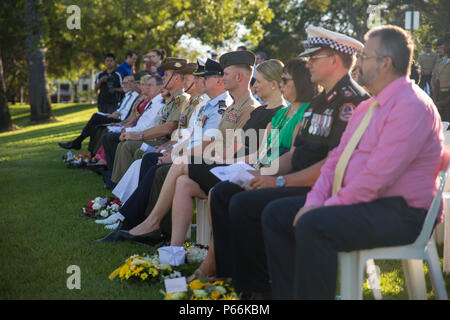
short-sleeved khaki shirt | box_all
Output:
[218,90,259,137]
[158,89,190,125]
[178,94,204,130]
[438,59,450,91]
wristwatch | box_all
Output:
[276,176,286,187]
[139,133,144,141]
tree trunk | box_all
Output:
[25,0,53,122]
[0,48,14,132]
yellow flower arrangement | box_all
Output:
[163,279,239,300]
[109,254,176,284]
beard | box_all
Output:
[358,64,379,88]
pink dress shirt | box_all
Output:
[304,76,444,219]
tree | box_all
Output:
[0,49,14,132]
[25,0,53,122]
[255,0,449,63]
[2,0,273,127]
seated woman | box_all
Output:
[120,59,316,268]
[186,58,317,281]
[106,59,285,242]
[89,78,168,170]
[110,70,209,203]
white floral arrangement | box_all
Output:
[82,196,122,218]
[185,243,209,264]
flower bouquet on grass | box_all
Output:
[108,254,182,284]
[108,243,209,286]
[62,150,96,168]
[82,196,122,218]
[185,242,209,264]
[163,279,239,300]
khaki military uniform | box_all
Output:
[170,93,204,143]
[437,58,450,121]
[215,90,259,158]
[418,51,439,91]
[432,57,447,95]
[111,89,190,182]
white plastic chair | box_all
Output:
[195,198,211,246]
[439,131,450,273]
[339,171,448,300]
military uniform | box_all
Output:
[418,50,439,92]
[210,74,369,290]
[178,94,204,130]
[432,56,446,96]
[111,88,189,183]
[436,57,450,121]
[209,26,370,296]
[291,74,368,171]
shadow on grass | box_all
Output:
[0,121,88,146]
[10,103,96,128]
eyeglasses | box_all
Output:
[281,77,293,84]
[143,60,150,63]
[305,53,335,62]
[356,52,384,62]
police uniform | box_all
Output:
[209,27,369,295]
[111,58,190,183]
[291,74,368,171]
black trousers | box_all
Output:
[102,132,121,170]
[437,91,450,122]
[209,180,310,293]
[119,152,166,230]
[419,73,432,92]
[81,113,120,141]
[98,103,118,114]
[262,196,427,300]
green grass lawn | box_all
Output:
[0,102,449,300]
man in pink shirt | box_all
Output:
[262,25,444,299]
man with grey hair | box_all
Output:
[263,25,444,299]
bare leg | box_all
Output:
[129,162,188,235]
[170,175,207,246]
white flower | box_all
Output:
[100,209,108,217]
[110,203,120,211]
[186,247,208,263]
[94,197,103,203]
[214,286,227,295]
[169,292,186,300]
[92,202,101,210]
[164,271,182,279]
[193,290,208,298]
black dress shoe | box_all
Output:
[102,170,116,189]
[118,229,166,246]
[58,141,81,150]
[94,222,124,243]
[86,163,107,175]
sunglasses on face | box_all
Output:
[281,77,293,84]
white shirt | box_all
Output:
[126,93,166,133]
[117,91,139,120]
[190,91,233,148]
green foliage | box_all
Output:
[255,0,449,63]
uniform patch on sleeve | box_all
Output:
[338,103,356,122]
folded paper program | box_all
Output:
[158,246,186,266]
